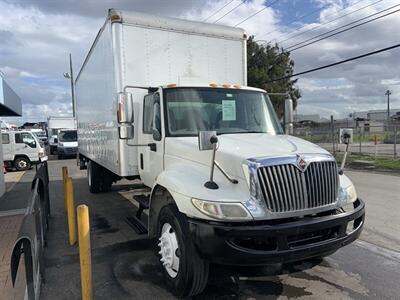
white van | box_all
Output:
[2,131,45,170]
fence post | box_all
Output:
[330,115,335,155]
[62,166,68,211]
[66,177,77,245]
[358,126,362,155]
[77,205,93,300]
[394,125,397,159]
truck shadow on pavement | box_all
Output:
[96,238,326,299]
[42,175,353,300]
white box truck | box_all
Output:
[47,116,76,154]
[76,9,365,297]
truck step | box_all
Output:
[133,195,150,220]
[126,216,148,235]
[133,195,150,209]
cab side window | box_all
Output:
[2,133,9,144]
[143,94,154,134]
[143,93,161,140]
[15,133,37,148]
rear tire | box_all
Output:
[157,204,209,298]
[14,157,31,171]
[101,171,113,192]
[87,161,102,193]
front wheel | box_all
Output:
[14,157,31,171]
[157,204,209,298]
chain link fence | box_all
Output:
[294,120,399,159]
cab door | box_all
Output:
[14,132,39,161]
[138,91,164,187]
[2,133,13,161]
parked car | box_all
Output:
[57,129,78,159]
[2,130,45,171]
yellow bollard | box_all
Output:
[66,177,77,245]
[62,166,68,211]
[77,205,92,300]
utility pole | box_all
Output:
[385,89,391,125]
[63,53,75,117]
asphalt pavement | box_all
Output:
[40,159,400,299]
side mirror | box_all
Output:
[198,131,217,151]
[152,128,161,141]
[284,98,293,135]
[119,125,134,139]
[342,132,351,145]
[117,92,134,124]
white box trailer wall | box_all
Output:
[75,9,247,177]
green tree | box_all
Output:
[247,36,301,118]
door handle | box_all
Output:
[148,143,157,152]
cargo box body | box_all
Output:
[75,10,246,177]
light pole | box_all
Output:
[63,53,75,117]
[385,89,391,125]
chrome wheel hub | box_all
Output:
[158,223,180,278]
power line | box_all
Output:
[234,0,279,27]
[284,0,390,50]
[267,0,369,44]
[257,3,331,39]
[286,5,400,52]
[213,1,245,23]
[267,43,400,83]
[203,0,235,22]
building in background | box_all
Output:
[0,74,22,197]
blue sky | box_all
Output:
[0,0,399,123]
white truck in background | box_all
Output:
[2,130,45,170]
[75,10,365,297]
[47,116,76,154]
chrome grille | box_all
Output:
[257,161,338,213]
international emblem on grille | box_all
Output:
[296,157,307,172]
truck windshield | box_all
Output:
[164,88,283,136]
[58,131,77,142]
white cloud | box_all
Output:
[0,0,399,123]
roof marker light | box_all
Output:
[222,84,231,88]
[167,83,177,88]
[209,83,218,87]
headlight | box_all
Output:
[191,198,252,220]
[242,162,260,198]
[58,142,64,147]
[339,184,357,204]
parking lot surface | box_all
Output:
[40,159,400,299]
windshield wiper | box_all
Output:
[217,131,265,135]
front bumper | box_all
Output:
[188,198,365,265]
[58,147,77,155]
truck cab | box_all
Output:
[2,130,45,171]
[84,83,365,297]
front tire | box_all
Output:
[14,157,31,171]
[157,204,209,298]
